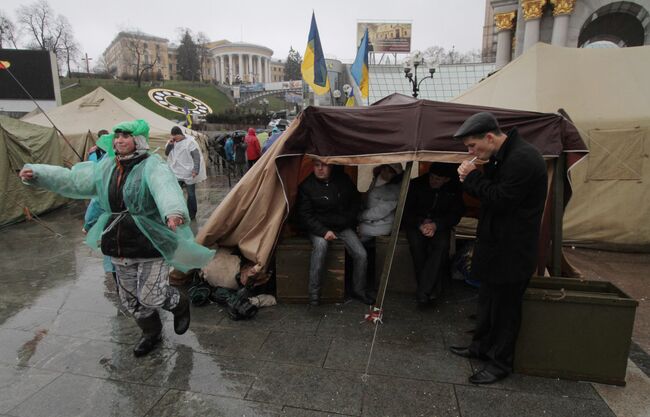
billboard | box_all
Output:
[357,21,412,53]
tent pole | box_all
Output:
[374,161,413,308]
[551,154,565,276]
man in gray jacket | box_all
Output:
[165,126,203,220]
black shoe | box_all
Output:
[469,368,508,384]
[449,346,481,359]
[171,292,191,335]
[133,333,162,357]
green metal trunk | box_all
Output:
[515,276,638,386]
[274,237,345,303]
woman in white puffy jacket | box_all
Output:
[359,163,404,238]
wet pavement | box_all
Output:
[0,174,649,416]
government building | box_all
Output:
[103,32,284,84]
[482,0,650,68]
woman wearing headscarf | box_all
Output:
[359,164,404,238]
[19,119,214,357]
[244,127,261,168]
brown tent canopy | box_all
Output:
[197,94,587,272]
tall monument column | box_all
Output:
[550,0,576,46]
[494,11,516,69]
[522,0,546,51]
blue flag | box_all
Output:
[301,12,330,95]
[351,28,369,99]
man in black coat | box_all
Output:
[452,112,548,384]
[297,160,371,305]
[404,163,464,305]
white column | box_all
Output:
[248,55,253,82]
[257,55,262,83]
[494,11,516,69]
[266,58,271,82]
[228,54,233,84]
[521,0,545,52]
[238,54,243,81]
[219,56,225,83]
[551,14,569,45]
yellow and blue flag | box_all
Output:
[351,28,369,99]
[183,105,192,129]
[301,12,330,96]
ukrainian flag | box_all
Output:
[301,12,330,96]
[351,28,369,99]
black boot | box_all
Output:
[133,311,162,357]
[170,291,191,335]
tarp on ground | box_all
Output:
[196,95,587,272]
[0,115,68,226]
[21,87,209,164]
[453,43,650,251]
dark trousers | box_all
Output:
[247,159,258,169]
[178,181,197,220]
[405,227,451,301]
[469,278,530,374]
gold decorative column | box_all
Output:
[550,0,576,46]
[494,11,517,68]
[521,0,547,51]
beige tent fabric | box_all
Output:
[453,43,650,250]
[0,116,68,226]
[21,87,209,162]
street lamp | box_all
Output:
[332,89,342,106]
[403,51,436,98]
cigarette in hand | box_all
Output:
[469,157,477,164]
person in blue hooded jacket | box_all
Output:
[19,119,214,358]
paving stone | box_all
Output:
[455,385,616,417]
[145,350,262,399]
[325,338,471,384]
[247,363,364,416]
[145,389,282,417]
[361,374,459,417]
[258,331,332,367]
[0,364,60,414]
[34,339,174,383]
[8,373,166,417]
[281,406,355,416]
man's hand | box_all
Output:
[458,160,477,183]
[419,221,437,237]
[167,215,184,231]
[192,171,198,178]
[324,230,337,241]
[19,167,34,181]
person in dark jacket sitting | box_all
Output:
[296,160,372,305]
[404,163,465,306]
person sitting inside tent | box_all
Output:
[296,160,372,306]
[404,162,465,306]
[19,119,214,358]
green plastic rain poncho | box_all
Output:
[24,119,214,272]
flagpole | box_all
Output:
[3,66,83,161]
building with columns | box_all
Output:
[103,33,283,84]
[483,0,650,68]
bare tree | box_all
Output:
[123,31,159,87]
[0,10,19,48]
[59,20,79,77]
[196,31,210,82]
[17,0,60,50]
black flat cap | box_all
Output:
[453,112,499,139]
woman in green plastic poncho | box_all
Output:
[19,119,214,357]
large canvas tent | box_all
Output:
[21,87,209,164]
[453,43,650,251]
[196,95,587,274]
[0,116,67,226]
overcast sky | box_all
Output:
[2,0,486,68]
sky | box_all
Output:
[2,0,486,69]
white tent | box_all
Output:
[22,87,209,164]
[453,43,650,251]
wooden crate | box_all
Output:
[374,233,417,294]
[515,276,638,386]
[275,236,345,303]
